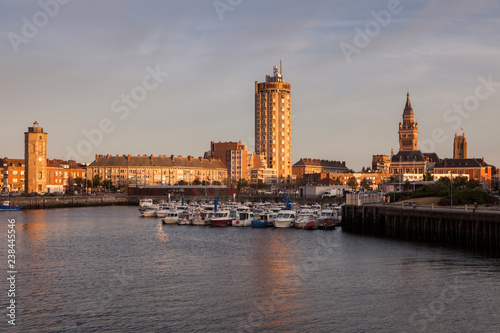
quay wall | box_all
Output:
[342,205,500,249]
[7,196,139,210]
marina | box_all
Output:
[2,205,500,332]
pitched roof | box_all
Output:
[0,158,25,167]
[293,158,347,169]
[89,155,227,169]
[391,150,441,163]
[435,158,490,168]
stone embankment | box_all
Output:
[6,195,139,209]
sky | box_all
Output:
[1,0,499,171]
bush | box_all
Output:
[438,198,452,206]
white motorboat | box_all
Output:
[295,211,317,229]
[156,204,173,218]
[162,211,181,224]
[192,211,213,226]
[141,207,159,217]
[272,210,296,228]
[232,211,254,227]
[316,209,337,229]
[211,210,233,227]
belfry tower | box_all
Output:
[398,92,419,151]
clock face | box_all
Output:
[38,157,43,162]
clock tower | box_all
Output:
[25,121,47,193]
[398,92,419,151]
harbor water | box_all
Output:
[1,206,500,332]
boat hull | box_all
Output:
[0,205,23,211]
[192,219,211,226]
[273,220,295,228]
[232,219,252,227]
[142,211,158,217]
[251,221,273,228]
[319,219,336,230]
[211,219,232,227]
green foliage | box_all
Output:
[360,179,370,191]
[192,178,201,185]
[236,179,248,189]
[438,189,496,206]
[92,175,101,187]
[347,177,358,190]
[422,172,434,181]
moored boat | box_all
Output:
[295,211,317,229]
[192,211,213,226]
[251,212,276,228]
[210,210,233,227]
[232,211,254,227]
[0,201,23,211]
[162,211,181,224]
[272,210,296,228]
[317,209,336,230]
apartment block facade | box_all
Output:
[255,61,293,183]
[87,154,228,187]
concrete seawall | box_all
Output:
[6,195,139,210]
[342,204,500,250]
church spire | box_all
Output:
[403,92,413,116]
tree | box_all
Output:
[177,180,188,185]
[102,179,113,192]
[74,177,85,187]
[422,172,434,181]
[347,177,359,190]
[237,179,248,190]
[192,178,201,185]
[465,179,482,190]
[360,179,370,191]
[212,181,222,185]
[92,175,101,188]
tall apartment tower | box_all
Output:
[24,121,47,193]
[398,92,419,151]
[255,60,292,183]
[453,131,468,159]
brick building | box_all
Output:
[87,154,228,187]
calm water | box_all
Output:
[1,206,500,332]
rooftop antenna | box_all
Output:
[280,58,283,75]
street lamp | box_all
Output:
[449,171,453,207]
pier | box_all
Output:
[342,204,500,249]
[6,195,139,210]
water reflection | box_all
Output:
[155,221,169,242]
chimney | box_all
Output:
[107,154,110,158]
[127,155,130,161]
[150,155,154,162]
[171,155,175,162]
[199,157,203,162]
[188,156,192,162]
